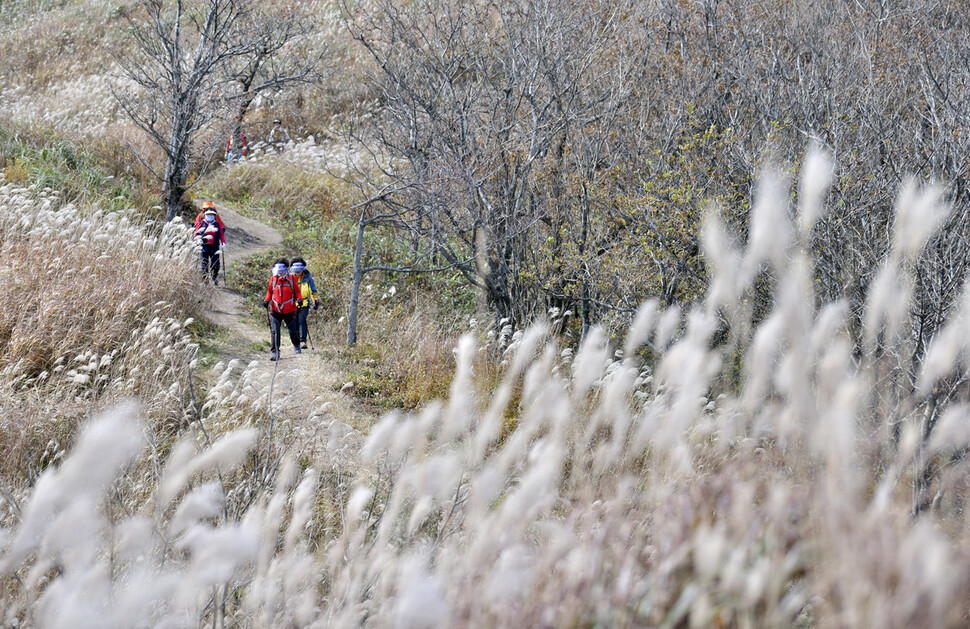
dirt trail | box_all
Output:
[203,203,280,342]
[196,201,373,462]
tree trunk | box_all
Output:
[579,183,592,339]
[347,214,367,346]
[163,159,185,223]
[164,108,191,222]
[581,270,592,340]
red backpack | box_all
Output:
[269,275,299,314]
[195,222,223,247]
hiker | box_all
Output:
[263,258,303,361]
[268,118,291,153]
[194,208,224,285]
[290,257,320,349]
[193,201,226,234]
[225,127,248,163]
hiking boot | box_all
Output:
[294,345,302,354]
[270,351,279,361]
[213,276,219,286]
[300,343,308,350]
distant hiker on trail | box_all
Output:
[264,258,303,361]
[194,208,224,285]
[226,128,248,163]
[269,118,291,154]
[290,257,319,350]
[193,201,226,234]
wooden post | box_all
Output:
[347,212,367,346]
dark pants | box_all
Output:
[270,310,300,353]
[297,306,310,344]
[201,246,220,282]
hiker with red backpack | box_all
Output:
[226,127,248,163]
[194,208,224,285]
[263,258,303,361]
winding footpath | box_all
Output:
[195,200,373,468]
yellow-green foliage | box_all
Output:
[3,159,29,185]
[608,122,750,307]
[0,125,156,212]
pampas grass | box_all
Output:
[0,174,199,480]
[4,154,970,628]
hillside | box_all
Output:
[4,1,970,627]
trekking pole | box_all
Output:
[306,324,315,351]
[221,247,228,288]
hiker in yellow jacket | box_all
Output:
[290,257,319,349]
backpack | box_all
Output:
[294,269,317,307]
[195,222,222,247]
[270,275,299,313]
[194,211,225,232]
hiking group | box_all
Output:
[193,201,320,361]
[225,120,290,162]
[199,120,311,362]
[264,257,320,361]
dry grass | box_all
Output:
[1,153,969,627]
[0,175,200,481]
[200,138,356,218]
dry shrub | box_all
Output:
[374,293,461,408]
[388,309,459,407]
[0,176,200,480]
[338,284,466,409]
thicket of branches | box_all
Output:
[113,0,326,221]
[342,0,970,365]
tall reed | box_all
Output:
[4,153,970,628]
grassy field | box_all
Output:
[3,1,970,627]
[4,158,970,626]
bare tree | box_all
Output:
[113,0,325,222]
[341,0,643,340]
[340,0,970,372]
[222,5,327,129]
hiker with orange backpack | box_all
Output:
[193,201,226,234]
[193,208,224,285]
[263,258,303,361]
